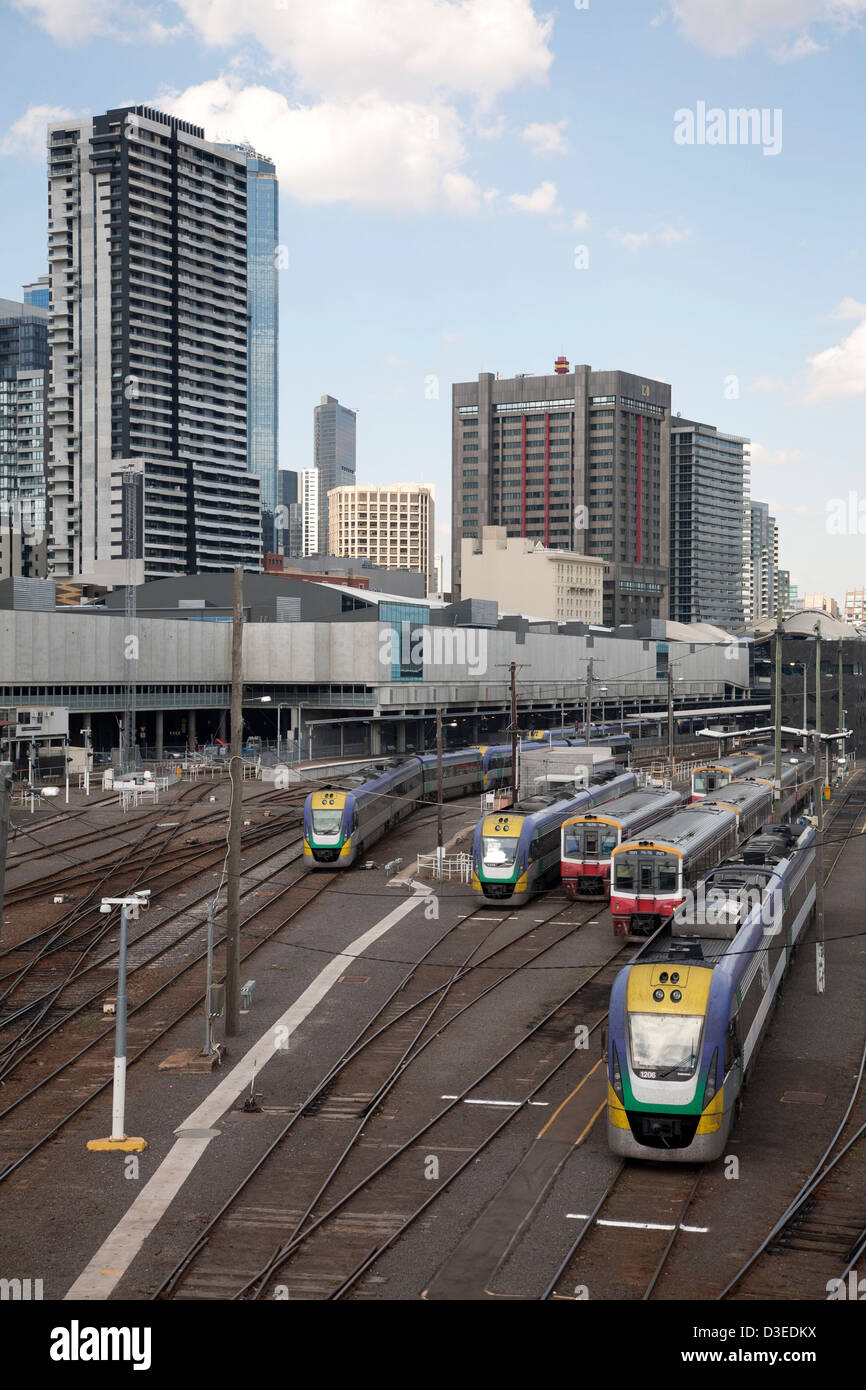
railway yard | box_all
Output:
[0,758,864,1331]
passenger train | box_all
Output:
[690,752,764,801]
[471,769,637,907]
[606,820,817,1161]
[560,788,683,900]
[304,749,496,866]
[747,755,815,822]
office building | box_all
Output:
[670,418,747,627]
[461,525,604,623]
[23,275,50,309]
[220,142,279,553]
[328,483,435,589]
[301,468,320,556]
[313,394,356,553]
[743,500,779,624]
[276,468,303,558]
[0,297,49,577]
[47,105,261,584]
[452,361,671,625]
[844,588,866,624]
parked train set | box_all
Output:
[302,735,631,867]
[607,819,817,1160]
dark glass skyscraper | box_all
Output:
[314,394,356,554]
[670,418,748,628]
[222,143,279,553]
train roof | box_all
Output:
[615,802,736,855]
[693,752,762,773]
[697,779,772,813]
[563,787,680,827]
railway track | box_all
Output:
[153,896,640,1301]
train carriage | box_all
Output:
[609,803,739,937]
[697,778,774,842]
[561,788,682,900]
[607,821,816,1161]
[690,752,763,802]
[472,769,637,907]
[746,755,815,822]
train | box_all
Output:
[606,819,817,1161]
[690,752,764,801]
[560,787,683,899]
[471,770,637,907]
[746,755,815,822]
[303,749,499,866]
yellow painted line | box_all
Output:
[536,1058,603,1139]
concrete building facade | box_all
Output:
[743,500,779,623]
[452,361,671,626]
[46,106,261,584]
[844,588,866,624]
[804,593,840,620]
[460,525,604,623]
[328,483,435,590]
[301,468,320,556]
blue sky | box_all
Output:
[2,0,865,598]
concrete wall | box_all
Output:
[0,611,230,682]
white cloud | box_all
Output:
[572,210,590,231]
[159,79,488,213]
[804,314,866,402]
[670,0,865,59]
[750,442,806,467]
[0,103,82,158]
[607,225,688,251]
[507,180,559,214]
[12,0,182,44]
[522,120,568,155]
[174,0,553,102]
[829,296,866,319]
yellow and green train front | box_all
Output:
[607,961,730,1162]
[472,811,530,903]
[303,788,354,864]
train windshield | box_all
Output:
[613,851,680,894]
[565,825,618,859]
[693,771,711,793]
[483,836,519,866]
[311,808,343,835]
[628,1013,703,1079]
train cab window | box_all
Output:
[693,772,708,794]
[601,832,617,855]
[311,807,343,834]
[629,1013,703,1079]
[639,861,654,892]
[563,827,582,856]
[658,856,679,891]
[613,857,634,890]
[483,836,519,866]
[584,829,599,855]
[725,1018,739,1072]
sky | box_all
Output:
[1,0,865,599]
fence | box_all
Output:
[416,851,474,883]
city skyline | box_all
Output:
[1,2,865,597]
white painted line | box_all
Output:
[64,885,431,1301]
[440,1096,549,1107]
[565,1214,708,1233]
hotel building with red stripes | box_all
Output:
[451,362,671,626]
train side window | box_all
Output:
[725,1018,739,1072]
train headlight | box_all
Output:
[670,989,682,1003]
[611,1044,624,1101]
[702,1048,719,1109]
[653,988,664,1002]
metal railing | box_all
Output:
[417,851,474,883]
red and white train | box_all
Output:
[560,788,682,899]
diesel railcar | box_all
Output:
[471,769,637,907]
[560,787,683,899]
[606,820,816,1161]
[747,755,815,821]
[304,749,498,866]
[609,802,739,937]
[690,752,764,801]
[697,778,774,841]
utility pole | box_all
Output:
[435,707,444,871]
[814,621,823,799]
[667,666,675,780]
[226,565,243,1036]
[510,661,519,805]
[773,609,783,821]
[86,892,150,1152]
[812,731,825,996]
[585,658,594,747]
[837,645,844,781]
[0,761,11,945]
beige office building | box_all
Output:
[804,592,840,619]
[843,589,866,623]
[328,484,435,589]
[461,525,604,623]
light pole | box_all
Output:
[788,660,808,753]
[86,891,150,1152]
